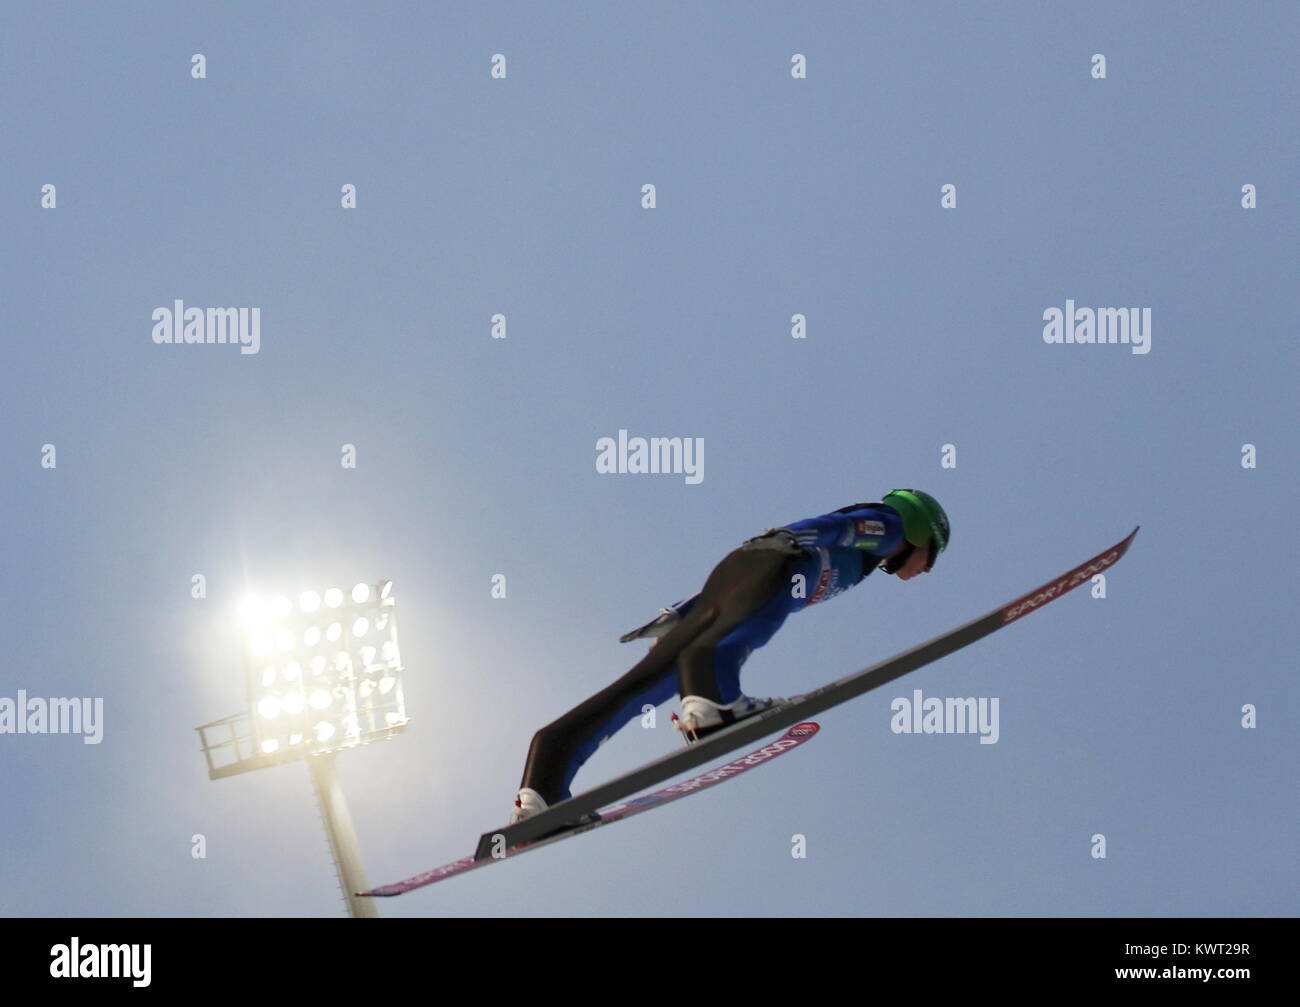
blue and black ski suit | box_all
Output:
[519,504,906,804]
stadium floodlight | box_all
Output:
[238,596,272,629]
[240,578,408,758]
[196,578,409,919]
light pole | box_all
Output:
[308,751,378,918]
[196,578,408,918]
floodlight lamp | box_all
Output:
[238,596,271,629]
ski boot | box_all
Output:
[510,788,550,824]
[509,788,602,835]
[673,694,785,744]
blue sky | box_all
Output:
[2,1,1295,917]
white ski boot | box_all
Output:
[673,694,784,743]
[510,788,602,831]
[510,787,549,824]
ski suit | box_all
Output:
[518,504,905,803]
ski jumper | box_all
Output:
[518,505,905,804]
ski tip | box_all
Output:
[1109,526,1140,554]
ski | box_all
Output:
[469,526,1140,860]
[359,721,820,897]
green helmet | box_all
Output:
[881,489,950,570]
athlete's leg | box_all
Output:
[519,664,678,804]
[678,576,805,703]
[519,538,803,804]
[675,548,817,702]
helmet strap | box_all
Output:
[882,541,916,574]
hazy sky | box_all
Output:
[2,1,1295,917]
